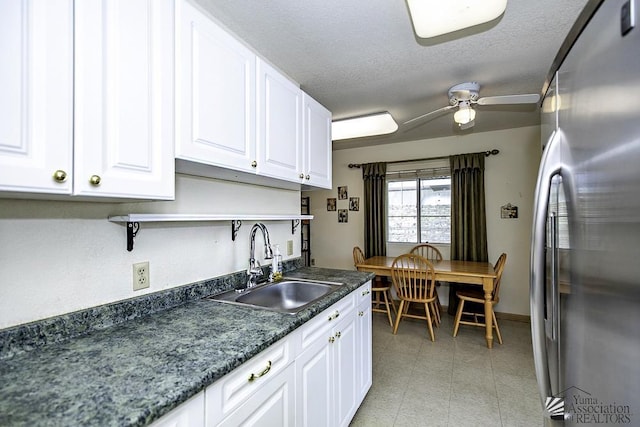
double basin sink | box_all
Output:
[205,278,344,314]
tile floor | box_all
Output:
[350,309,543,427]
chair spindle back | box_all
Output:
[391,254,436,301]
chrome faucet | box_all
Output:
[244,223,273,290]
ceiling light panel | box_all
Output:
[332,112,398,140]
[407,0,508,38]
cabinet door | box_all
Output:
[217,363,296,427]
[333,314,359,427]
[356,297,373,402]
[0,0,73,195]
[302,94,332,189]
[176,0,256,173]
[74,0,175,199]
[256,58,302,183]
[295,330,333,427]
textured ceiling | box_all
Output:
[193,0,588,150]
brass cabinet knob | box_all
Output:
[359,311,364,317]
[251,161,257,168]
[89,175,101,186]
[305,175,310,180]
[299,173,304,179]
[52,170,67,183]
[335,331,341,339]
[329,336,335,343]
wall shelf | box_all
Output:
[108,214,313,251]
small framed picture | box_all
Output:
[349,197,359,211]
[501,203,518,219]
[338,186,348,200]
[327,198,337,211]
[338,209,348,223]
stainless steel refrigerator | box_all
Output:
[531,0,640,425]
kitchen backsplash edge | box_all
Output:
[0,258,304,360]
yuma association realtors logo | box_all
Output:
[546,387,633,424]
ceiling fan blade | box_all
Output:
[476,93,540,106]
[403,105,456,125]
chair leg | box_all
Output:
[492,309,503,345]
[424,303,435,342]
[453,298,465,337]
[381,289,394,328]
[387,289,397,315]
[392,300,405,335]
[431,301,441,325]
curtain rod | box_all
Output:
[347,149,499,169]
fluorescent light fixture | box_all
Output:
[332,112,398,140]
[453,102,476,125]
[406,0,508,38]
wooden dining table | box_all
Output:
[356,256,498,348]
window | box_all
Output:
[387,177,451,244]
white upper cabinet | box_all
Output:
[256,58,303,183]
[175,0,256,173]
[0,0,175,200]
[0,0,74,195]
[74,0,175,199]
[175,0,331,190]
[302,94,332,189]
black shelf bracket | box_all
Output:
[291,219,300,234]
[126,222,140,252]
[231,220,242,241]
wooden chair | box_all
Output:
[390,254,438,341]
[409,244,443,324]
[453,253,507,344]
[353,246,396,327]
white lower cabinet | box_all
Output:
[204,334,296,426]
[153,282,372,427]
[150,391,205,427]
[217,363,296,427]
[296,283,372,427]
[356,284,373,400]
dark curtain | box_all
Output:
[448,153,488,314]
[362,162,387,258]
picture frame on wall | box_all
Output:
[338,209,348,223]
[349,197,359,211]
[338,186,348,200]
[327,198,337,211]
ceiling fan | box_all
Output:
[403,82,540,130]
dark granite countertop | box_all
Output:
[0,267,373,427]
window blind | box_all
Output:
[386,158,450,180]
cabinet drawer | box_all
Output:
[205,333,296,422]
[299,292,355,350]
[357,281,373,305]
[216,363,295,427]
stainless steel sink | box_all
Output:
[204,279,344,314]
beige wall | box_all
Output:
[0,174,301,329]
[305,126,541,316]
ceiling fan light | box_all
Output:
[453,106,476,125]
[406,0,508,38]
[331,112,398,140]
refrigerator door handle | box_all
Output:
[549,211,559,342]
[531,129,565,407]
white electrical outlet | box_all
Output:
[287,240,293,255]
[133,261,150,291]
